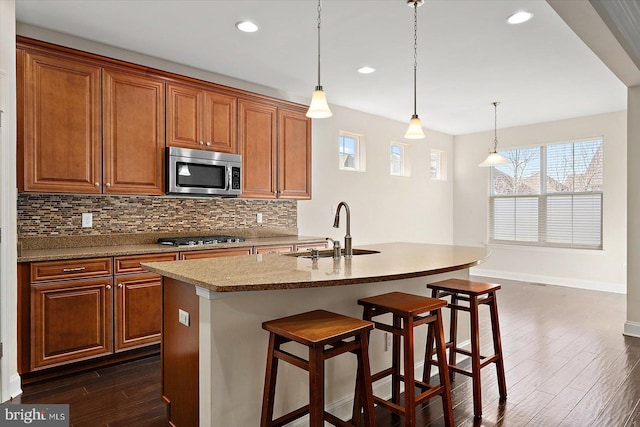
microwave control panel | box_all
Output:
[231,167,241,190]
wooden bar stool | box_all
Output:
[356,292,454,427]
[424,278,507,418]
[261,309,376,427]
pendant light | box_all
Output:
[306,0,332,118]
[479,102,509,167]
[405,0,425,139]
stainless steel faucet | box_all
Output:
[333,201,352,258]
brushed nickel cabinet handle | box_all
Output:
[199,140,204,145]
[106,183,111,187]
[95,182,100,187]
[62,267,85,272]
[118,284,123,289]
[206,142,211,146]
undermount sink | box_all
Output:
[284,248,380,258]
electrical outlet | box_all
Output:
[256,213,263,224]
[82,213,93,228]
[178,309,190,327]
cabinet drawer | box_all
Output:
[114,253,178,275]
[295,242,328,251]
[255,245,294,254]
[31,258,112,282]
[180,247,252,260]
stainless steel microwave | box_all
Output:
[167,147,242,197]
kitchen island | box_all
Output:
[142,242,488,427]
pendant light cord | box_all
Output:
[316,0,322,89]
[412,1,418,116]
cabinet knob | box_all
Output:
[206,142,211,146]
[106,183,111,187]
[199,141,204,145]
[95,182,100,187]
[106,285,112,290]
[118,284,123,289]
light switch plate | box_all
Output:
[81,213,93,228]
[256,213,263,224]
[178,309,190,327]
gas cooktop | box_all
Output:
[158,235,245,247]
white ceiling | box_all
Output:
[15,0,628,135]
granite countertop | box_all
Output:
[18,235,328,263]
[141,242,488,293]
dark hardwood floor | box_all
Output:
[9,276,640,426]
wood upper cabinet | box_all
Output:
[167,82,237,153]
[238,99,278,198]
[31,277,113,370]
[103,69,165,195]
[239,100,311,200]
[19,50,102,193]
[278,109,312,199]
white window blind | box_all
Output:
[489,139,603,249]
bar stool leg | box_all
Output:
[434,310,455,427]
[356,332,376,427]
[308,345,325,427]
[391,314,402,405]
[402,316,416,427]
[448,293,459,383]
[489,292,507,399]
[469,295,482,418]
[422,320,435,384]
[261,333,280,427]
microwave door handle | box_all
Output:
[226,166,232,191]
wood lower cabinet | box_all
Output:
[167,82,237,153]
[19,50,102,193]
[31,277,113,370]
[114,273,162,351]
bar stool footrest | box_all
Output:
[271,404,309,427]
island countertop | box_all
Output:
[141,242,488,292]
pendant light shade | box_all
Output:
[405,115,425,139]
[306,0,332,118]
[405,0,425,139]
[479,102,509,167]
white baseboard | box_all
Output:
[9,374,22,401]
[470,267,626,294]
[624,321,640,338]
[289,340,470,426]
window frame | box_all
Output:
[390,141,410,177]
[338,131,364,172]
[488,138,603,250]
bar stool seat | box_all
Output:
[356,292,454,427]
[425,278,507,418]
[261,309,376,427]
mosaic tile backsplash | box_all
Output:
[18,194,297,237]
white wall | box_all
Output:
[454,111,627,293]
[298,104,454,246]
[0,0,19,402]
[626,86,640,337]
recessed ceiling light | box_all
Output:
[357,66,376,74]
[507,11,534,25]
[235,21,259,33]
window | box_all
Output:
[339,131,365,171]
[431,149,447,180]
[489,139,603,249]
[390,142,410,176]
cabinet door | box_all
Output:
[255,245,294,254]
[103,70,165,195]
[114,273,162,351]
[31,277,113,370]
[278,109,312,199]
[21,51,102,193]
[167,83,204,149]
[203,91,237,153]
[180,247,252,260]
[239,100,278,199]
